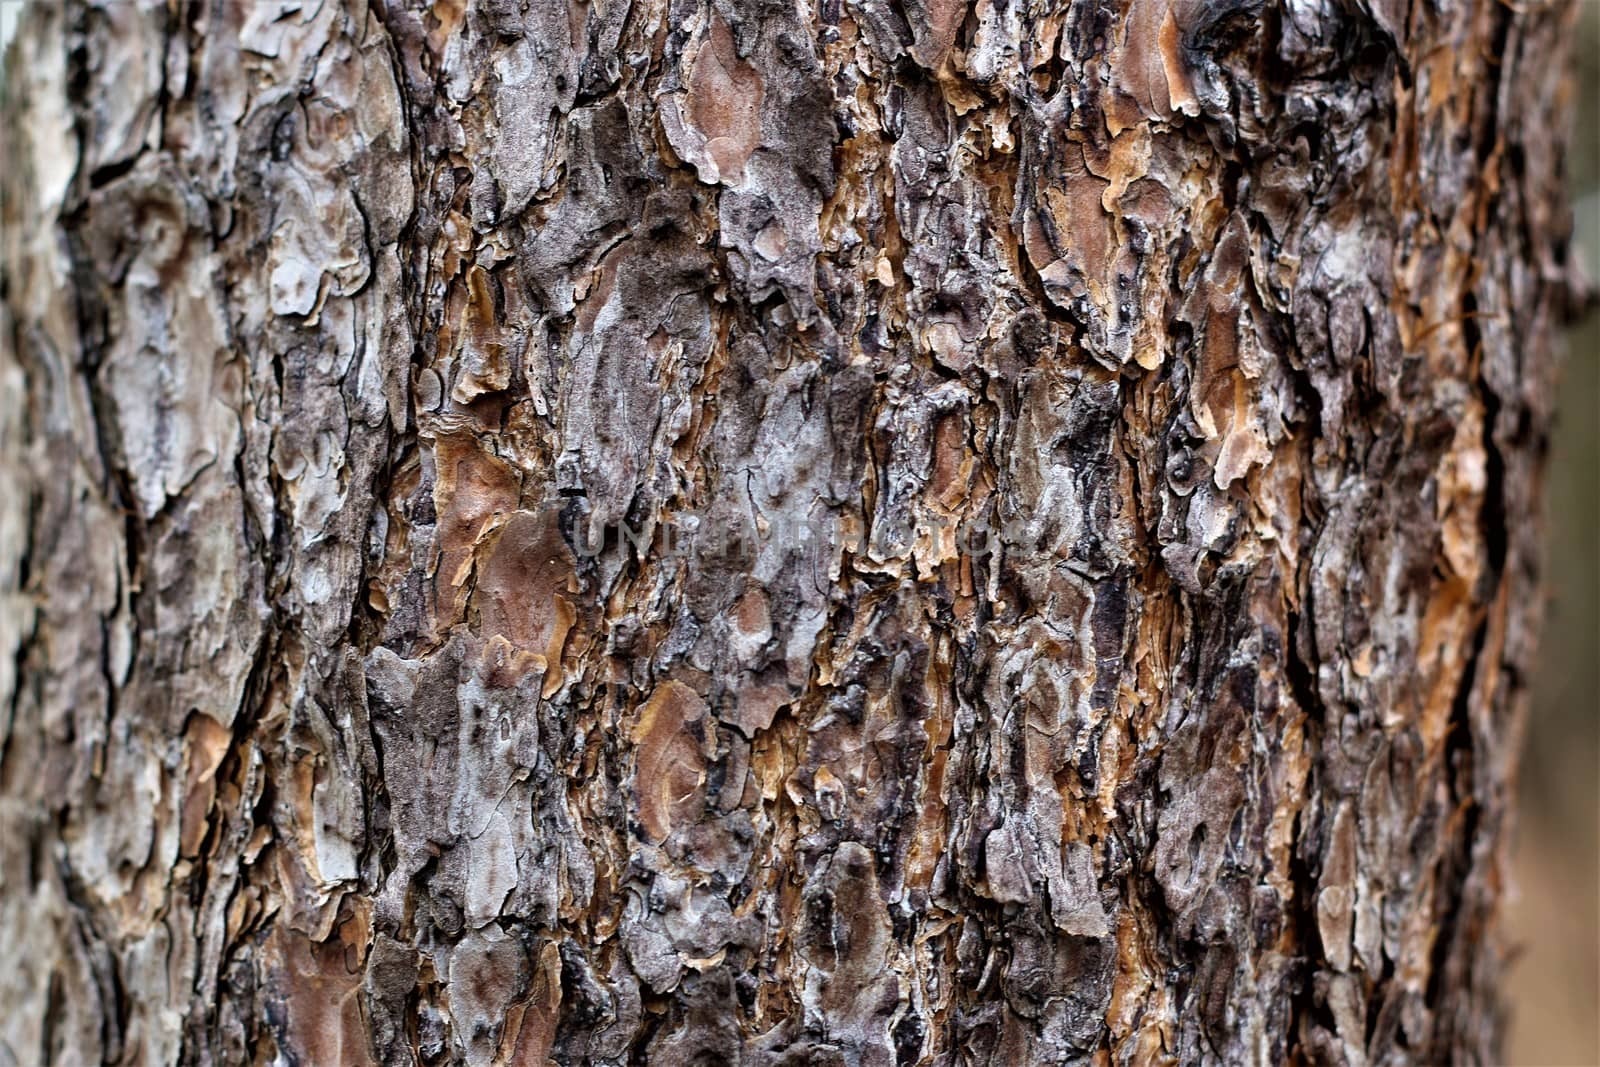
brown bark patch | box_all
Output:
[684,17,764,186]
[431,432,522,636]
[630,681,710,842]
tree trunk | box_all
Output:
[0,0,1582,1064]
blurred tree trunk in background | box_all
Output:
[0,0,1583,1064]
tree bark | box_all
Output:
[0,0,1582,1064]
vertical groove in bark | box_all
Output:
[0,0,1582,1065]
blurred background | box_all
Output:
[1503,5,1600,1063]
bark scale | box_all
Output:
[0,0,1582,1064]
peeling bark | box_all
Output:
[0,0,1583,1064]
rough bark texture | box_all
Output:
[0,0,1583,1064]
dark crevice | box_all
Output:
[1423,607,1489,1028]
[40,968,62,1066]
[86,152,142,190]
[1283,793,1335,1057]
[1285,608,1323,724]
[1464,291,1509,585]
